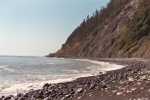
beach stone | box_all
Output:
[129,96,135,100]
[99,72,103,75]
[77,96,83,99]
[51,93,57,98]
[141,87,144,90]
[89,85,95,89]
[112,90,118,93]
[43,83,51,89]
[1,96,5,99]
[4,95,12,100]
[37,95,44,99]
[17,93,23,97]
[43,91,51,97]
[128,77,134,81]
[61,94,72,100]
[127,68,132,71]
[69,90,75,95]
[137,82,141,85]
[14,97,20,100]
[65,94,72,98]
[89,82,97,89]
[30,95,36,100]
[23,93,29,98]
[75,88,83,95]
[140,75,147,80]
[43,97,51,100]
[36,98,43,100]
[101,85,107,89]
[95,86,101,90]
[116,92,123,95]
[88,93,93,97]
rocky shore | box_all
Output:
[1,58,150,100]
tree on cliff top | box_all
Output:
[62,0,131,49]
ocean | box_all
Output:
[0,56,124,96]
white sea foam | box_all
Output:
[0,65,15,72]
[62,70,80,73]
[47,62,55,65]
[75,59,125,73]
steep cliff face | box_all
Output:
[48,0,150,58]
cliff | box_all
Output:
[48,0,150,58]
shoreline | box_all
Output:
[1,58,150,100]
[0,58,125,97]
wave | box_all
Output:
[46,62,55,65]
[75,59,125,72]
[62,70,80,73]
[0,65,15,72]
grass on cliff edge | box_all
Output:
[117,7,150,52]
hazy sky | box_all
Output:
[0,0,110,56]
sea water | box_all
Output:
[0,56,124,96]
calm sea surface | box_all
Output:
[0,56,124,96]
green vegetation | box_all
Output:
[62,0,131,49]
[117,7,150,52]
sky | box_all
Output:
[0,0,110,56]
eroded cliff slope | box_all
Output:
[48,0,150,58]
